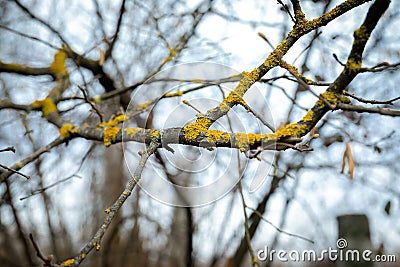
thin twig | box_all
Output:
[13,0,69,45]
[238,181,260,267]
[277,0,296,23]
[332,53,345,66]
[78,86,103,122]
[262,157,295,179]
[183,100,203,114]
[336,103,400,117]
[0,137,65,184]
[105,0,127,58]
[276,142,314,152]
[0,164,30,179]
[257,32,275,50]
[29,233,52,266]
[241,101,276,132]
[290,0,305,22]
[0,146,16,153]
[359,61,400,73]
[58,141,159,266]
[0,24,59,50]
[20,174,81,201]
[246,206,314,244]
[343,91,400,105]
[285,66,337,109]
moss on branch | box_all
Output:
[31,97,58,117]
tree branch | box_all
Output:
[337,103,400,116]
[105,0,127,59]
[0,137,65,184]
[344,91,400,105]
[182,0,373,144]
[0,164,30,179]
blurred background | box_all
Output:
[0,0,399,266]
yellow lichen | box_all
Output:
[59,124,77,138]
[234,132,277,151]
[103,127,120,147]
[0,61,22,72]
[99,115,128,128]
[93,242,101,251]
[316,92,351,109]
[183,117,213,142]
[226,91,246,106]
[81,253,86,259]
[161,56,173,65]
[265,133,278,141]
[183,126,281,150]
[164,91,183,97]
[247,133,258,145]
[234,132,250,152]
[285,1,366,41]
[280,61,314,84]
[290,23,307,38]
[168,46,177,56]
[221,132,231,143]
[303,110,314,122]
[294,10,307,23]
[219,91,247,112]
[125,127,142,138]
[125,128,141,138]
[264,39,288,68]
[242,68,261,84]
[50,50,68,77]
[322,92,351,105]
[345,58,361,73]
[31,98,57,117]
[93,95,102,103]
[289,7,335,39]
[223,70,258,103]
[219,103,230,113]
[354,25,370,45]
[190,79,206,83]
[316,99,325,109]
[99,115,127,147]
[138,100,151,110]
[275,123,308,139]
[63,258,74,266]
[205,130,231,144]
[151,130,159,139]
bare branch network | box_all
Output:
[0,0,398,266]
